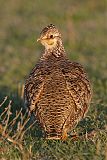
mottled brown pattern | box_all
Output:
[24,24,92,140]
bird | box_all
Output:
[24,24,92,140]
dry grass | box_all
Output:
[0,96,36,159]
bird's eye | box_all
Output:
[50,35,54,38]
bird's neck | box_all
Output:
[41,42,66,60]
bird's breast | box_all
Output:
[39,70,71,105]
[36,70,74,130]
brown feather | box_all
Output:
[24,24,92,139]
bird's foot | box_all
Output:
[70,129,96,141]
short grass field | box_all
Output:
[0,0,107,159]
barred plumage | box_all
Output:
[24,24,92,140]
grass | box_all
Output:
[0,0,107,159]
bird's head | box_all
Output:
[37,24,62,51]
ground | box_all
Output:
[0,0,107,159]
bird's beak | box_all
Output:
[37,38,41,42]
[37,36,47,42]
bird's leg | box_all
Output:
[61,129,68,141]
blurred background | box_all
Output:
[0,1,107,159]
[0,0,106,99]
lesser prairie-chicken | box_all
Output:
[24,24,92,140]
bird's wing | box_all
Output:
[24,64,45,112]
[61,61,92,118]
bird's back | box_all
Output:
[25,56,91,139]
